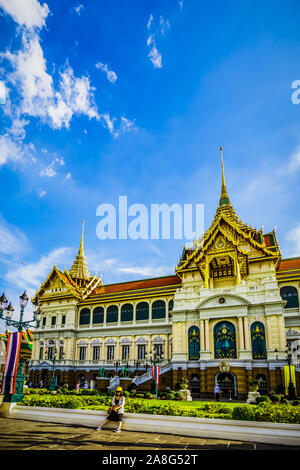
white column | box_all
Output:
[238,317,245,350]
[243,316,250,350]
[200,320,205,351]
[205,320,209,351]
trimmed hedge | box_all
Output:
[19,395,300,424]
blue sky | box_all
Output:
[0,0,300,325]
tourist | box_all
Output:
[75,382,80,393]
[96,386,125,433]
[214,383,221,401]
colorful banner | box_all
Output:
[1,332,22,395]
[284,365,296,395]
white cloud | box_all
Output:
[40,156,65,177]
[159,16,170,35]
[5,246,73,290]
[120,116,135,132]
[65,172,71,180]
[288,145,300,172]
[95,62,118,84]
[38,189,46,198]
[116,265,172,277]
[179,0,184,9]
[0,0,50,29]
[0,80,8,103]
[286,224,300,257]
[72,4,84,16]
[146,13,153,30]
[147,35,162,69]
[0,215,28,256]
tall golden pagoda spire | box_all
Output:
[69,219,91,285]
[219,145,230,206]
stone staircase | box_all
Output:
[131,362,173,387]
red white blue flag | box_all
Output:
[1,332,22,394]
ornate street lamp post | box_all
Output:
[286,343,296,400]
[0,291,41,402]
[46,346,64,391]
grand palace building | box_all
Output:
[29,153,300,399]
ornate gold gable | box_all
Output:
[32,220,103,303]
[176,147,281,285]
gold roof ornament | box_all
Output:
[219,145,230,206]
[69,219,91,282]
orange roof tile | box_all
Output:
[92,275,181,295]
[278,258,300,271]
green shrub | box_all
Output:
[165,392,175,400]
[145,392,153,399]
[254,404,300,423]
[292,400,300,406]
[256,395,271,404]
[123,391,130,398]
[269,394,281,403]
[232,406,255,421]
[175,392,183,398]
[280,398,289,405]
[135,394,144,398]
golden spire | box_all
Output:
[69,219,90,283]
[219,145,230,206]
[79,218,85,257]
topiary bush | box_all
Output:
[256,395,271,405]
[145,392,153,399]
[232,405,255,421]
[165,392,175,400]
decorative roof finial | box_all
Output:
[219,146,230,206]
[69,219,90,282]
[79,218,85,257]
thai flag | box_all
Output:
[1,332,22,395]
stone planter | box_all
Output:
[247,391,260,404]
[180,389,192,402]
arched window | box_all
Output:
[251,322,267,359]
[106,305,118,323]
[188,326,200,360]
[79,308,90,325]
[168,299,174,311]
[93,307,104,324]
[121,303,133,322]
[280,286,299,309]
[136,302,149,321]
[152,300,166,319]
[214,321,237,359]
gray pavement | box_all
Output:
[0,418,299,450]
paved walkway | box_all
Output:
[0,418,299,450]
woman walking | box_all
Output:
[96,386,125,433]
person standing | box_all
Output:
[96,386,125,433]
[214,383,221,401]
[75,382,80,393]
